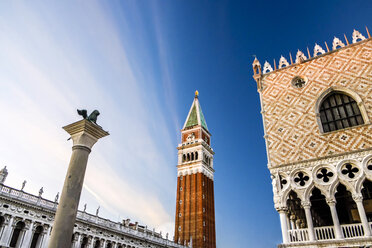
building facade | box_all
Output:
[0,167,188,248]
[174,92,216,248]
[253,29,372,247]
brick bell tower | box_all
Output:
[174,91,216,248]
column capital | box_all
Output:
[352,193,363,202]
[276,207,288,213]
[301,201,311,209]
[326,197,336,205]
[63,119,109,150]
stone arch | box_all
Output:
[362,155,372,179]
[281,186,302,205]
[187,153,190,162]
[315,86,369,133]
[191,153,194,161]
[9,221,25,247]
[30,225,44,248]
[361,178,372,222]
[93,239,101,248]
[286,191,307,230]
[303,182,315,201]
[335,183,360,224]
[195,151,198,160]
[310,187,333,227]
[329,179,341,198]
[355,174,367,195]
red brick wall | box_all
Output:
[174,173,216,248]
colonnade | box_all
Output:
[0,215,51,248]
[278,191,372,243]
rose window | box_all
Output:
[291,76,306,89]
[341,163,359,179]
[316,168,334,183]
[294,172,309,187]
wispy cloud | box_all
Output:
[0,1,178,236]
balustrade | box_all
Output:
[314,226,335,240]
[287,223,372,243]
[341,223,364,238]
[288,229,309,242]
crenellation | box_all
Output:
[252,28,371,79]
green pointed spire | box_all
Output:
[183,91,209,131]
[185,104,198,127]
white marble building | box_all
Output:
[0,167,188,248]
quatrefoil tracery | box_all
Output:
[279,175,287,189]
[341,163,359,179]
[316,168,334,183]
[294,172,309,187]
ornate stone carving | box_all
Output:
[352,29,366,43]
[295,50,307,63]
[278,56,289,69]
[313,43,326,56]
[332,37,345,50]
[263,61,273,74]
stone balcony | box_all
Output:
[279,223,372,248]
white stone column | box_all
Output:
[353,194,372,236]
[89,238,95,248]
[0,215,14,246]
[42,225,51,248]
[71,233,78,248]
[290,215,296,230]
[22,221,35,247]
[278,208,289,244]
[48,119,109,248]
[326,198,343,239]
[302,202,315,241]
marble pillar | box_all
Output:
[48,119,109,248]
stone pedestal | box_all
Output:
[48,120,109,248]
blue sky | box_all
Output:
[0,1,371,247]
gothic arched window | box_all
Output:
[319,92,364,133]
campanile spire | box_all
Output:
[174,92,216,248]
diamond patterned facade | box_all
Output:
[253,30,372,247]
